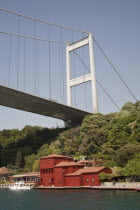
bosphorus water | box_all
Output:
[0,189,139,210]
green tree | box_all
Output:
[24,154,37,172]
[114,143,140,167]
[123,153,140,176]
[15,151,23,168]
[99,172,113,181]
[32,159,40,172]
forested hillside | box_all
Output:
[0,101,140,175]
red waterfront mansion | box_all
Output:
[40,154,112,187]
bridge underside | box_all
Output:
[0,85,91,126]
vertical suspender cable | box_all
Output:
[48,24,51,98]
[36,40,39,96]
[61,26,65,104]
[23,38,26,92]
[82,33,87,111]
[17,15,20,89]
[72,31,77,107]
[8,34,11,87]
[59,39,62,102]
[34,20,36,95]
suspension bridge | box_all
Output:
[0,8,137,126]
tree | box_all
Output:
[122,102,135,112]
[114,143,140,167]
[15,151,23,168]
[24,154,37,172]
[99,172,113,181]
[123,153,140,176]
[33,159,40,172]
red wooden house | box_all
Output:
[40,154,73,186]
[40,154,112,187]
[54,161,84,186]
[65,167,112,186]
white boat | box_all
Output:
[9,181,31,190]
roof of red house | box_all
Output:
[54,161,84,168]
[10,172,40,178]
[78,160,93,164]
[0,167,12,174]
[65,167,107,176]
[40,154,73,159]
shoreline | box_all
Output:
[0,185,139,191]
[35,186,140,191]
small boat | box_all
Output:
[9,181,31,190]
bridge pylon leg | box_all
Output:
[66,33,99,113]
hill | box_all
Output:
[0,101,140,175]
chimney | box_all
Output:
[92,158,96,167]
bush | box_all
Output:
[99,172,113,181]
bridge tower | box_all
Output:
[66,33,99,120]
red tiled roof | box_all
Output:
[78,161,93,164]
[65,167,106,176]
[0,167,12,174]
[54,161,84,167]
[10,172,40,178]
[40,154,73,159]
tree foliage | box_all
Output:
[0,101,140,176]
[123,153,140,176]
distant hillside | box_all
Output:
[0,126,66,170]
[0,101,140,175]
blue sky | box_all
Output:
[0,0,140,130]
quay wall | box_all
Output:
[101,182,140,188]
[0,185,9,189]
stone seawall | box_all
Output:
[0,185,9,189]
[101,182,140,188]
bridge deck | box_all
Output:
[0,85,91,122]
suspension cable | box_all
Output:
[8,34,11,87]
[96,81,120,111]
[92,37,138,102]
[48,24,51,99]
[23,38,26,92]
[73,50,121,111]
[0,8,88,34]
[0,31,67,44]
[17,15,20,89]
[82,33,87,111]
[59,39,62,102]
[72,31,77,106]
[34,21,37,95]
[36,40,39,96]
[61,27,65,104]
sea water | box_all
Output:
[0,189,139,210]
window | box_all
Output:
[27,177,30,182]
[35,177,40,181]
[92,178,94,183]
[86,179,89,182]
[31,177,35,181]
[41,169,44,173]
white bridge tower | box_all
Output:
[66,33,99,114]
